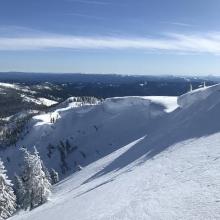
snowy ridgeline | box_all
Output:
[2,84,220,219]
[1,95,177,179]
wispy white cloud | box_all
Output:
[1,32,220,54]
[161,21,194,27]
[170,22,194,27]
[67,0,110,5]
[0,25,55,37]
[65,12,104,20]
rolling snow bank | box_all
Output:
[103,96,177,114]
[4,84,220,219]
[178,83,220,108]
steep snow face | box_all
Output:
[1,96,175,178]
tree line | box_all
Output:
[0,147,59,219]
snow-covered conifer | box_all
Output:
[50,169,59,185]
[21,147,51,210]
[41,162,52,184]
[13,174,25,209]
[0,159,16,219]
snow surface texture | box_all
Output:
[0,82,57,107]
[5,84,220,219]
[21,95,57,107]
[3,96,175,178]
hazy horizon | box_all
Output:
[1,71,220,78]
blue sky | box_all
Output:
[0,0,220,75]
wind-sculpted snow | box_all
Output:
[1,96,173,179]
[4,85,220,219]
[178,83,220,108]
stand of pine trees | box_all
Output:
[0,147,59,219]
[21,147,51,210]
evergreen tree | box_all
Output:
[50,169,59,185]
[65,140,72,154]
[13,174,25,209]
[0,159,16,219]
[21,147,51,210]
[41,162,52,184]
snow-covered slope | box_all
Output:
[12,133,220,220]
[2,96,176,178]
[0,82,58,121]
[177,84,220,108]
[5,84,220,219]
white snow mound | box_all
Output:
[178,83,220,108]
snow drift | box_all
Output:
[3,83,220,219]
[178,83,220,108]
